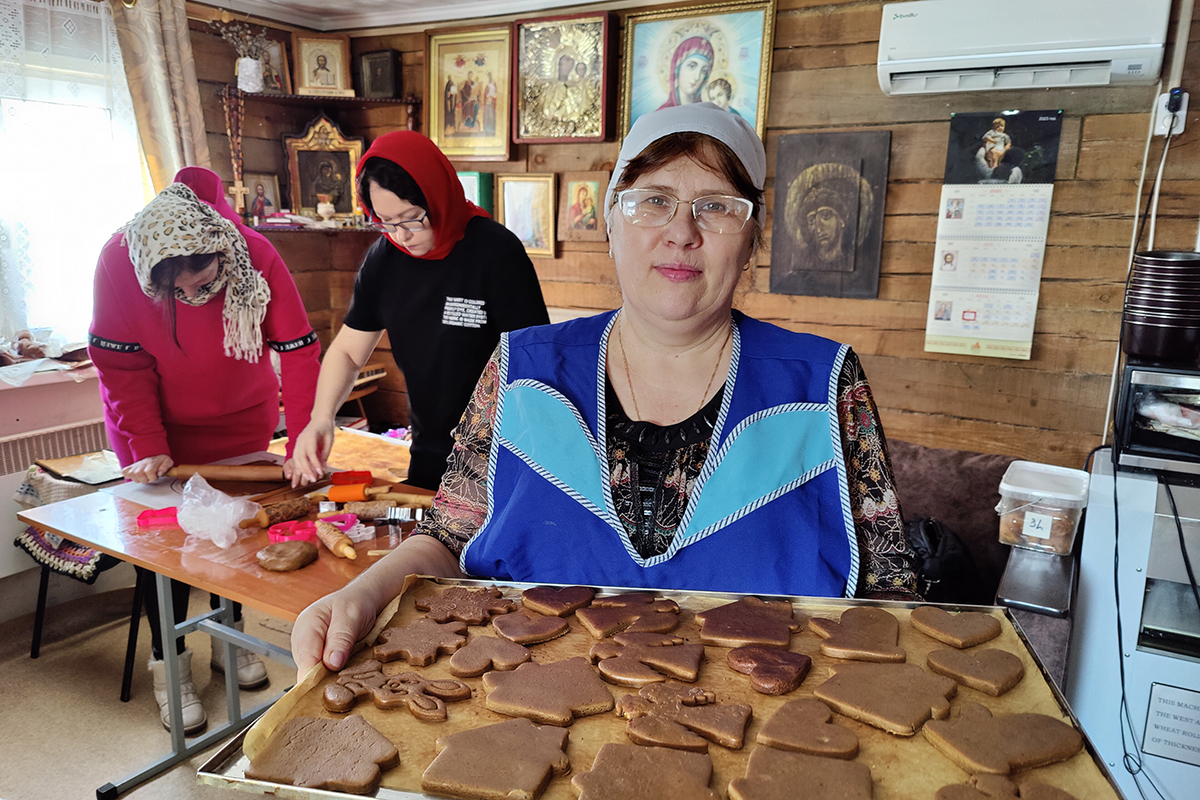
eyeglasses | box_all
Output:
[365,210,428,233]
[614,189,753,234]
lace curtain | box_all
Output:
[0,0,147,342]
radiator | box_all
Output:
[0,419,109,475]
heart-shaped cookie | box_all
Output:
[927,648,1025,696]
[493,609,571,645]
[522,586,595,617]
[756,697,859,759]
[726,646,812,695]
[911,606,1002,649]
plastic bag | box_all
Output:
[177,474,261,549]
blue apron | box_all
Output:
[460,310,858,597]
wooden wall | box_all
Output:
[190,1,1200,465]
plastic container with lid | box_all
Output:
[996,461,1090,555]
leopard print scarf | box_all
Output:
[122,183,271,363]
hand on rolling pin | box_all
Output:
[291,417,335,487]
[122,454,174,484]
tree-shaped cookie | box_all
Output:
[573,743,720,800]
[374,618,468,666]
[448,635,532,677]
[726,646,812,694]
[813,662,957,735]
[576,592,680,638]
[245,715,399,794]
[616,680,753,751]
[695,597,802,649]
[416,585,517,625]
[927,648,1025,696]
[809,606,906,662]
[422,718,570,800]
[923,702,1084,775]
[322,659,472,720]
[728,746,873,800]
[482,656,615,726]
[911,605,1003,649]
[522,585,595,616]
[590,631,706,686]
[755,697,859,759]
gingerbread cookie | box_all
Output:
[416,585,517,625]
[813,662,957,735]
[617,681,753,751]
[590,632,706,686]
[728,745,874,800]
[256,540,318,571]
[322,659,472,720]
[695,597,801,649]
[935,775,1079,800]
[482,656,614,726]
[522,585,595,616]
[245,715,399,794]
[572,743,719,800]
[809,606,906,663]
[374,618,468,666]
[576,592,680,638]
[927,648,1025,696]
[755,698,859,759]
[911,606,1003,649]
[422,718,570,800]
[448,635,532,677]
[493,609,571,644]
[726,646,812,695]
[923,702,1083,774]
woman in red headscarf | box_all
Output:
[290,132,550,490]
[657,36,714,110]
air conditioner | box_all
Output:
[878,0,1171,96]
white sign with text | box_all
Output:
[1143,682,1200,767]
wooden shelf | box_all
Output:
[240,91,410,108]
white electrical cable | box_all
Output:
[1146,113,1176,251]
[1168,0,1195,91]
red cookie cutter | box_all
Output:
[136,507,178,527]
[331,470,373,485]
[268,519,319,543]
[319,513,359,532]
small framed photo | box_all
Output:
[284,115,364,219]
[259,38,291,94]
[513,12,614,144]
[427,26,511,160]
[496,174,555,257]
[457,171,494,213]
[360,49,397,98]
[557,171,608,242]
[292,33,354,97]
[243,172,282,218]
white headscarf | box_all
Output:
[604,102,767,235]
[122,183,271,363]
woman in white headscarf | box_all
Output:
[290,104,917,680]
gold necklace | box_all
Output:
[616,314,731,421]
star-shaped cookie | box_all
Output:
[373,618,468,666]
[416,585,517,625]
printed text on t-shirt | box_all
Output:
[442,297,488,329]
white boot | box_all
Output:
[210,618,269,690]
[149,649,207,734]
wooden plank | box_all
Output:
[331,270,358,310]
[191,30,236,84]
[532,252,620,286]
[529,142,620,173]
[289,271,330,312]
[775,4,882,50]
[771,43,877,72]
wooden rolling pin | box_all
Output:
[167,464,285,482]
[315,521,357,559]
[327,483,434,507]
[371,492,434,508]
[239,496,312,529]
[343,500,396,519]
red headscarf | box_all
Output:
[357,131,490,260]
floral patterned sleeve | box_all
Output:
[836,350,922,601]
[411,345,501,556]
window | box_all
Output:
[0,0,148,344]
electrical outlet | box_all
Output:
[1154,91,1188,136]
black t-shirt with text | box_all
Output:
[343,216,549,489]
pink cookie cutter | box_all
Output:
[267,519,319,544]
[319,513,359,532]
[136,507,178,527]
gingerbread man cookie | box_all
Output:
[617,680,753,751]
[422,718,570,800]
[809,606,906,663]
[483,656,615,726]
[576,592,681,638]
[728,746,874,800]
[590,631,706,686]
[373,618,468,666]
[813,662,957,735]
[923,702,1083,775]
[726,645,812,695]
[695,597,802,649]
[493,608,571,644]
[521,585,595,616]
[448,635,532,677]
[927,648,1025,696]
[416,585,517,625]
[245,715,399,795]
[755,698,859,759]
[322,659,472,720]
[911,605,1003,649]
[572,743,720,800]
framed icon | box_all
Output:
[513,12,614,143]
[427,26,511,160]
[557,171,608,242]
[496,174,555,257]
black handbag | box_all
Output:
[903,517,986,604]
